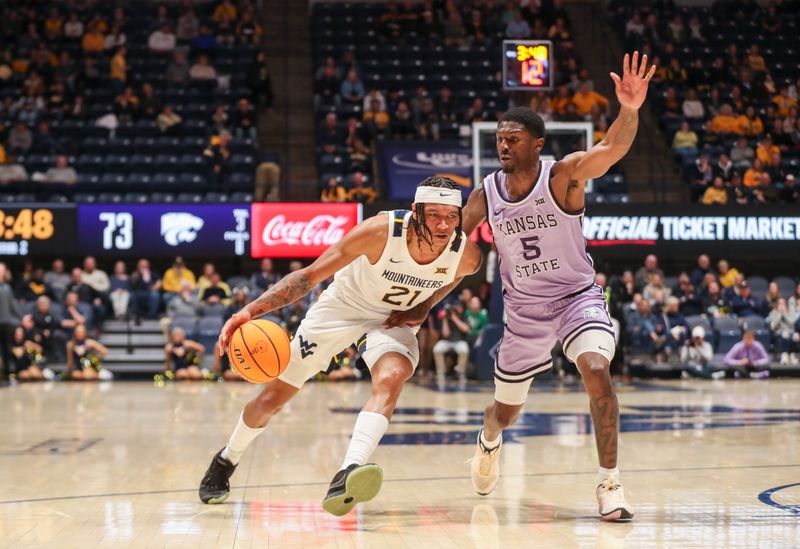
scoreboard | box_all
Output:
[0,206,76,256]
[502,40,554,91]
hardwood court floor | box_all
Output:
[0,378,798,548]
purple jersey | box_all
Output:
[483,161,596,304]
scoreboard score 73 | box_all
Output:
[502,40,553,91]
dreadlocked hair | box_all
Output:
[412,176,463,251]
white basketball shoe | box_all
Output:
[470,429,502,496]
[596,476,634,521]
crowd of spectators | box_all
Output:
[0,1,272,201]
[610,1,799,205]
[311,0,622,202]
[607,253,800,379]
[1,249,798,384]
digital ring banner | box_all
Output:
[1,203,796,259]
[77,204,252,258]
[0,205,77,257]
[363,203,800,259]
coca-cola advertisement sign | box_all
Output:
[251,203,363,258]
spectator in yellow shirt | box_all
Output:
[346,172,377,204]
[702,177,728,205]
[717,259,740,288]
[772,88,797,118]
[110,46,127,93]
[756,135,780,165]
[82,24,106,53]
[743,159,768,187]
[213,0,238,22]
[736,106,764,136]
[551,86,571,115]
[707,104,741,135]
[746,45,766,73]
[672,120,699,158]
[162,257,197,297]
[44,8,64,40]
[571,82,609,117]
[363,98,390,129]
[321,177,347,203]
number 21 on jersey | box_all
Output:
[381,286,423,307]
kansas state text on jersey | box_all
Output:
[483,161,596,304]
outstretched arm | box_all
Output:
[552,52,656,210]
[217,214,388,354]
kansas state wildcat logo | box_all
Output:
[161,213,204,246]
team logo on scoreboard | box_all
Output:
[160,213,204,246]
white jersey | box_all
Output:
[327,210,465,315]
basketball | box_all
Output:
[227,319,291,383]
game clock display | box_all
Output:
[0,206,77,256]
[502,40,554,91]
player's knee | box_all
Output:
[252,394,281,417]
[373,368,407,398]
[488,403,519,428]
[580,359,612,395]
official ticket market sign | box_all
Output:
[365,202,800,258]
[378,141,472,203]
[77,204,251,257]
[580,205,800,257]
[0,205,76,256]
[250,203,362,258]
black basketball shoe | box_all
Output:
[321,463,383,516]
[199,448,237,504]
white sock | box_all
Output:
[340,411,389,470]
[599,466,619,482]
[480,428,501,450]
[221,413,266,465]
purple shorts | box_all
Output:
[495,284,614,384]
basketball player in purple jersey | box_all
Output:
[388,52,655,521]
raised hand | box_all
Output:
[609,52,657,111]
[217,309,251,356]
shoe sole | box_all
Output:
[204,491,230,505]
[322,464,383,516]
[600,507,634,522]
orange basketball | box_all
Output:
[227,319,291,383]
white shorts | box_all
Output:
[278,291,419,388]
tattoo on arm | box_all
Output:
[248,271,312,317]
[607,108,638,147]
[589,393,619,469]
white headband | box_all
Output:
[413,187,463,208]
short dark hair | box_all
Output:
[412,176,463,250]
[500,107,545,138]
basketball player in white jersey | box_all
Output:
[199,177,481,516]
[387,53,654,521]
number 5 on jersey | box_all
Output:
[520,235,541,260]
[381,285,423,307]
